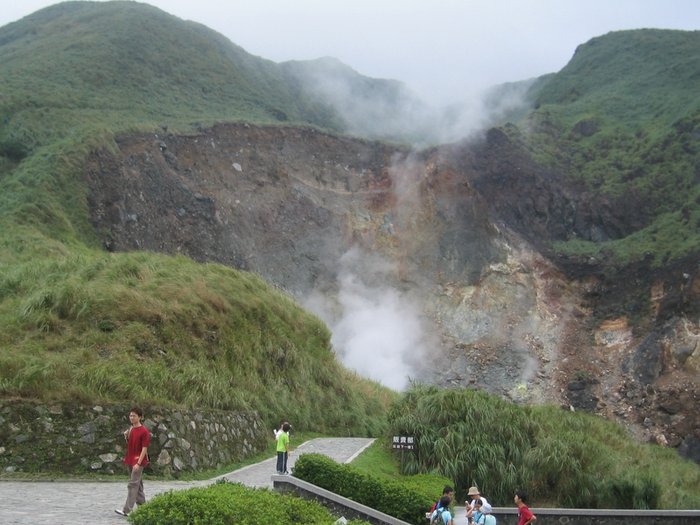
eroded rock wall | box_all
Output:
[85,123,699,462]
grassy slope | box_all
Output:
[279,56,433,144]
[0,1,394,436]
[517,29,700,265]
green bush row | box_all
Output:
[293,453,433,525]
[128,480,370,525]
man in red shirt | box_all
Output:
[115,406,151,517]
[515,490,537,525]
[426,485,454,519]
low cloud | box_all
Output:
[285,56,536,146]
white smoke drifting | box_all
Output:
[286,57,536,146]
[304,247,434,391]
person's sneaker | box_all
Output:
[114,509,128,516]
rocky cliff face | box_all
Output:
[85,123,699,462]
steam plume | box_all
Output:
[304,247,433,391]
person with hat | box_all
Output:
[466,486,490,523]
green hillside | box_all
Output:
[533,29,699,129]
[0,0,351,252]
[0,1,341,133]
[516,29,700,265]
[0,1,393,436]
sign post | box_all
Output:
[392,435,415,450]
[392,435,415,472]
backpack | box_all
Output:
[429,507,447,525]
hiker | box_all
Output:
[481,502,497,525]
[115,406,151,517]
[470,497,485,524]
[466,486,490,520]
[428,495,453,525]
[275,422,291,474]
[514,490,537,525]
[274,420,288,439]
[426,485,454,519]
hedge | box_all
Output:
[127,480,370,525]
[292,453,434,525]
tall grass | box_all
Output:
[388,385,700,509]
[0,249,395,435]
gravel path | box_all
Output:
[0,437,375,525]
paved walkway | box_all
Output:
[0,437,375,525]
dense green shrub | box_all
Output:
[386,385,700,509]
[128,480,370,525]
[600,474,660,510]
[0,137,30,161]
[293,453,433,525]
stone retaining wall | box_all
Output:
[0,401,268,476]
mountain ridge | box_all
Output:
[0,1,345,132]
[532,29,700,129]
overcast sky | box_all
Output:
[2,0,700,103]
